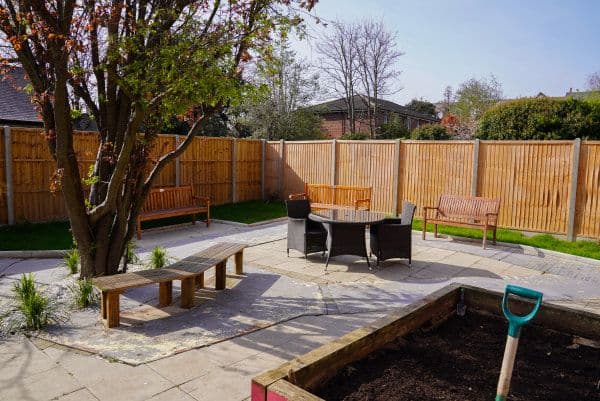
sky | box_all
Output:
[293,0,600,104]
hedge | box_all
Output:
[410,124,451,140]
[476,97,600,140]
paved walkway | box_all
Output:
[1,221,599,400]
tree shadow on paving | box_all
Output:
[135,220,285,254]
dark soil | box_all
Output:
[315,311,600,401]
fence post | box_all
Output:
[278,139,284,198]
[471,139,480,197]
[3,126,14,225]
[231,138,237,203]
[174,135,181,187]
[566,138,581,241]
[331,139,337,185]
[261,139,266,200]
[392,139,401,216]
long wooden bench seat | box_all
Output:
[137,185,210,239]
[289,184,372,211]
[93,242,246,328]
[423,194,500,249]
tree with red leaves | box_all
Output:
[0,0,316,277]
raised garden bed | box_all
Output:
[251,284,600,401]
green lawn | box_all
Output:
[0,221,73,250]
[211,200,286,224]
[1,203,598,260]
[0,200,287,251]
[412,219,600,260]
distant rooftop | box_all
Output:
[0,66,98,130]
[0,67,41,126]
[565,88,600,100]
[311,95,439,121]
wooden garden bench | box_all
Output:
[289,184,371,211]
[93,242,246,328]
[423,194,500,249]
[136,185,210,239]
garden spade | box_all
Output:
[495,285,543,401]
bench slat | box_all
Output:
[94,268,193,292]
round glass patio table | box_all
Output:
[309,209,386,268]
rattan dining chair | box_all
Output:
[285,199,327,258]
[369,201,416,267]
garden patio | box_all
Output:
[1,219,599,401]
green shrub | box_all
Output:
[12,274,61,331]
[149,246,169,269]
[64,248,79,274]
[340,132,370,140]
[476,97,600,140]
[377,117,410,139]
[69,278,98,309]
[411,124,451,140]
[125,240,139,264]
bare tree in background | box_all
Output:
[442,86,453,115]
[587,72,600,91]
[354,19,404,138]
[316,22,359,134]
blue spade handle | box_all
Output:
[502,285,543,338]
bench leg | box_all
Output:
[192,213,196,225]
[101,291,108,320]
[493,228,497,245]
[136,218,142,240]
[215,261,226,290]
[159,281,173,307]
[235,251,243,275]
[422,218,427,240]
[195,272,204,289]
[482,225,488,249]
[180,277,195,309]
[105,292,120,328]
[434,224,438,238]
[206,208,210,227]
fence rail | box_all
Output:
[1,127,599,240]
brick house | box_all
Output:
[312,95,439,139]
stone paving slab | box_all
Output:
[32,266,325,365]
[1,221,600,400]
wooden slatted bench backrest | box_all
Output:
[305,184,371,207]
[437,194,500,222]
[142,185,196,213]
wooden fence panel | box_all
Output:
[399,141,474,218]
[0,128,6,224]
[336,140,396,213]
[283,141,332,199]
[148,135,176,187]
[477,141,573,234]
[180,137,232,205]
[264,141,281,198]
[10,128,98,222]
[235,139,262,202]
[575,141,600,238]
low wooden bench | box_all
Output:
[290,184,371,211]
[93,242,246,328]
[423,194,500,249]
[137,185,210,239]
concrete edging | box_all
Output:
[0,249,67,259]
[211,217,288,227]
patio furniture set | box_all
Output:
[287,183,501,268]
[93,183,500,328]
